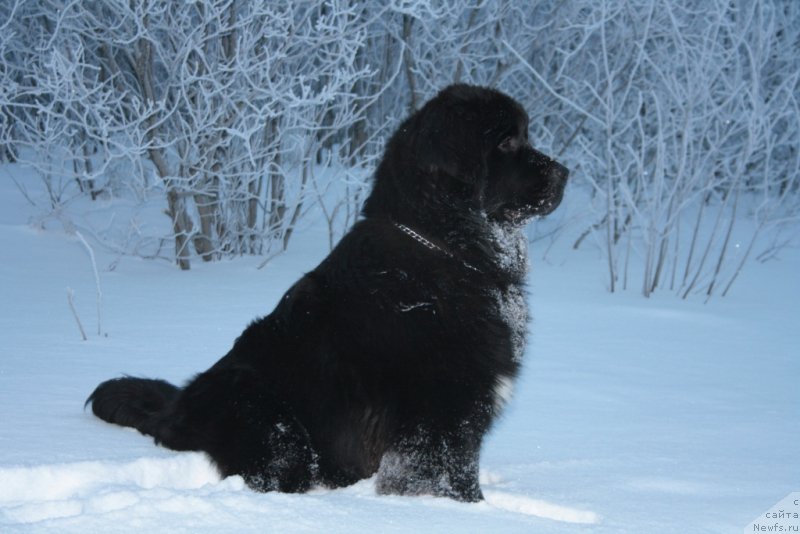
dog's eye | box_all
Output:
[498,136,517,152]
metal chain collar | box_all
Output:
[392,222,482,273]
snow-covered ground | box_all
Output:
[0,172,798,533]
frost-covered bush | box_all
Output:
[1,1,376,269]
[516,0,800,298]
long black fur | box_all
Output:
[87,84,568,502]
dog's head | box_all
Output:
[412,84,569,223]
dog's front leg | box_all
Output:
[375,422,484,502]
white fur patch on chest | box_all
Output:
[493,374,515,412]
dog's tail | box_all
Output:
[86,377,179,437]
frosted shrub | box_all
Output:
[1,1,376,269]
[506,0,800,298]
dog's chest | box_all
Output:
[489,221,529,279]
[487,223,529,364]
[488,282,527,414]
[492,284,528,364]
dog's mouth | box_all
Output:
[531,165,568,218]
[494,187,565,224]
[498,207,531,225]
[485,160,569,224]
[532,186,565,218]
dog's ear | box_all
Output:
[410,93,487,184]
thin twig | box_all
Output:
[67,288,87,341]
[75,231,102,336]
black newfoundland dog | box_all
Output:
[88,84,568,502]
